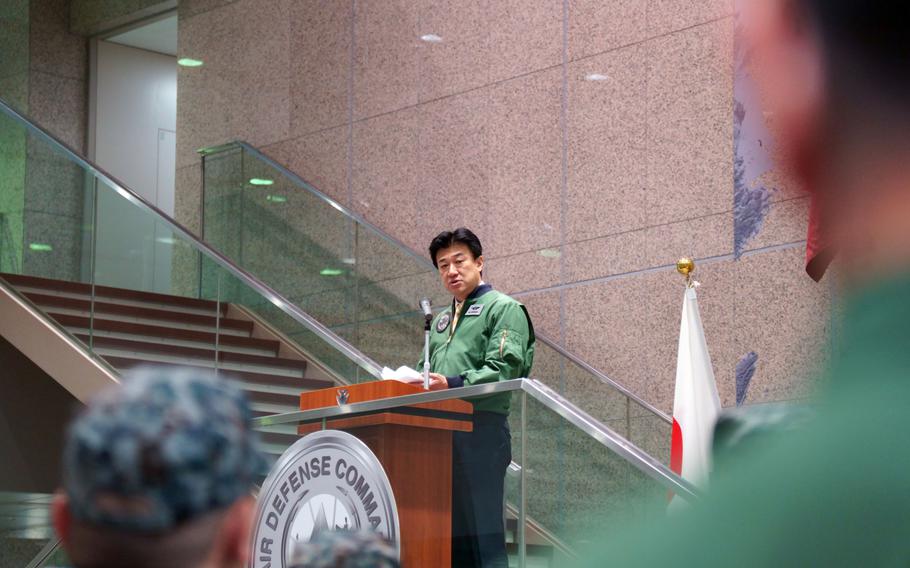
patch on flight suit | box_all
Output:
[436,313,451,333]
[465,304,484,316]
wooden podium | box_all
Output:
[298,381,473,567]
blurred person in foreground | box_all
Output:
[585,2,910,566]
[51,368,268,568]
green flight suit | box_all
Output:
[428,283,535,414]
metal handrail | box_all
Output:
[208,140,672,424]
[253,378,698,500]
[0,96,383,380]
[24,537,61,568]
[205,141,670,424]
[222,141,431,268]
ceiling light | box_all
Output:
[178,58,204,67]
[155,237,177,245]
[266,195,287,203]
[320,268,345,276]
[585,73,609,82]
[249,178,274,186]
[420,34,443,43]
[341,258,356,265]
[538,248,561,259]
[29,243,53,252]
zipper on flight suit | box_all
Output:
[499,329,508,357]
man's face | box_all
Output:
[435,243,484,301]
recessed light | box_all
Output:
[341,258,356,265]
[420,34,443,43]
[585,73,609,82]
[320,268,345,276]
[538,249,561,259]
[178,58,204,67]
[28,243,52,252]
[249,178,274,186]
[266,195,287,203]
[155,237,177,245]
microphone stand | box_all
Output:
[423,313,432,390]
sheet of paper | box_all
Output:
[381,365,423,382]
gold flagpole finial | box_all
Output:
[676,257,695,286]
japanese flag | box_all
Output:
[670,286,721,500]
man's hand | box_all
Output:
[427,372,449,390]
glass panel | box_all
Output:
[0,109,98,359]
[530,342,673,465]
[201,146,443,380]
[37,545,71,567]
[89,178,214,369]
[520,393,669,556]
[254,385,675,567]
[0,493,56,567]
[203,259,360,387]
[200,144,673,469]
[0,95,380,385]
[0,96,384,496]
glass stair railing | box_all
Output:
[0,96,387,567]
[254,379,697,565]
[0,95,693,567]
[200,141,673,465]
[0,96,382,383]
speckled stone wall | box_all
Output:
[175,0,834,414]
[0,0,89,281]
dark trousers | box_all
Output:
[451,411,512,568]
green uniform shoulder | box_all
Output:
[478,290,534,337]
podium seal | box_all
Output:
[251,430,400,567]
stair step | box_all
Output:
[47,309,250,336]
[103,357,330,391]
[49,313,275,351]
[12,285,221,317]
[101,352,304,378]
[23,292,251,334]
[68,327,274,356]
[77,335,306,373]
[1,273,225,315]
[244,389,306,407]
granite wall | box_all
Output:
[0,0,89,281]
[175,0,834,414]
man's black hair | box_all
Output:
[429,228,483,268]
[799,2,910,111]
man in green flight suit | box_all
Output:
[421,227,535,568]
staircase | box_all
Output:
[0,273,334,459]
[0,94,693,568]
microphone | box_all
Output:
[419,297,433,322]
[420,298,433,389]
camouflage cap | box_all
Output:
[63,366,269,532]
